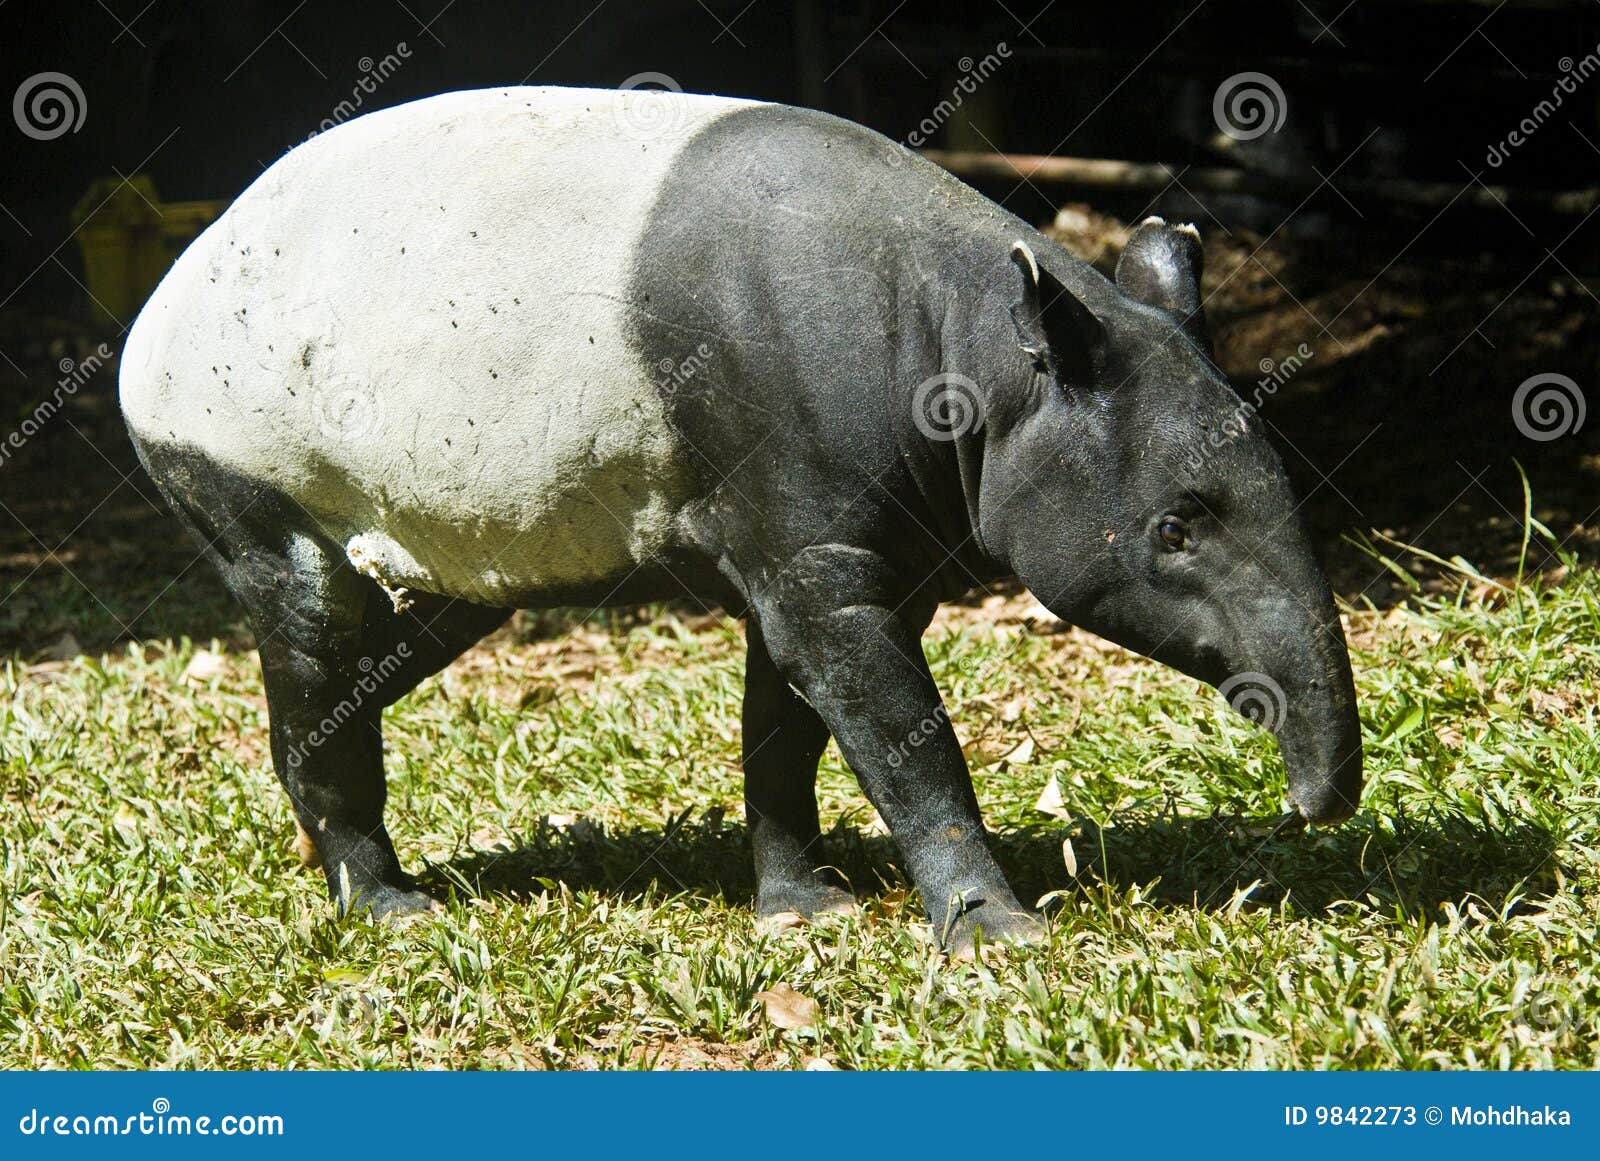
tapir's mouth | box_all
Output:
[1284,743,1363,826]
[1276,689,1364,826]
[1289,792,1358,827]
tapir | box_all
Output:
[119,86,1362,952]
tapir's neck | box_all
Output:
[884,202,1116,595]
[909,220,1127,593]
[888,230,1020,592]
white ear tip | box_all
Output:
[1174,221,1202,241]
[1010,239,1039,283]
[1138,215,1168,228]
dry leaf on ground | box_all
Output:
[753,982,817,1030]
[182,649,227,684]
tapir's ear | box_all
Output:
[1009,240,1104,388]
[1115,217,1209,353]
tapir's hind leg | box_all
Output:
[134,444,510,918]
[254,580,511,918]
[251,559,429,918]
[743,620,857,926]
[162,496,425,917]
[269,587,511,910]
[243,552,510,918]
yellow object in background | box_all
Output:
[71,176,224,332]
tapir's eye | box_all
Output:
[1157,517,1189,551]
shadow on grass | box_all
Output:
[427,810,907,912]
[1050,809,1562,918]
[425,807,1562,923]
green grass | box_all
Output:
[2,548,1597,1069]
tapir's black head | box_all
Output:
[974,218,1361,824]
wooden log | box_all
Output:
[920,149,1600,217]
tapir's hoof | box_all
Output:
[755,883,858,935]
[943,906,1046,962]
[344,885,444,924]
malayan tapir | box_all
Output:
[119,86,1362,952]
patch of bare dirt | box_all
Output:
[625,1038,783,1071]
[438,610,745,707]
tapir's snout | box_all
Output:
[1223,595,1364,827]
[1082,583,1366,825]
[1277,696,1363,825]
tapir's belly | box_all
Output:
[120,87,757,606]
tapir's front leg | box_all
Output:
[753,549,1044,954]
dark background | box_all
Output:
[7,1,1600,300]
[2,0,1599,652]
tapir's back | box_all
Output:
[120,87,760,606]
